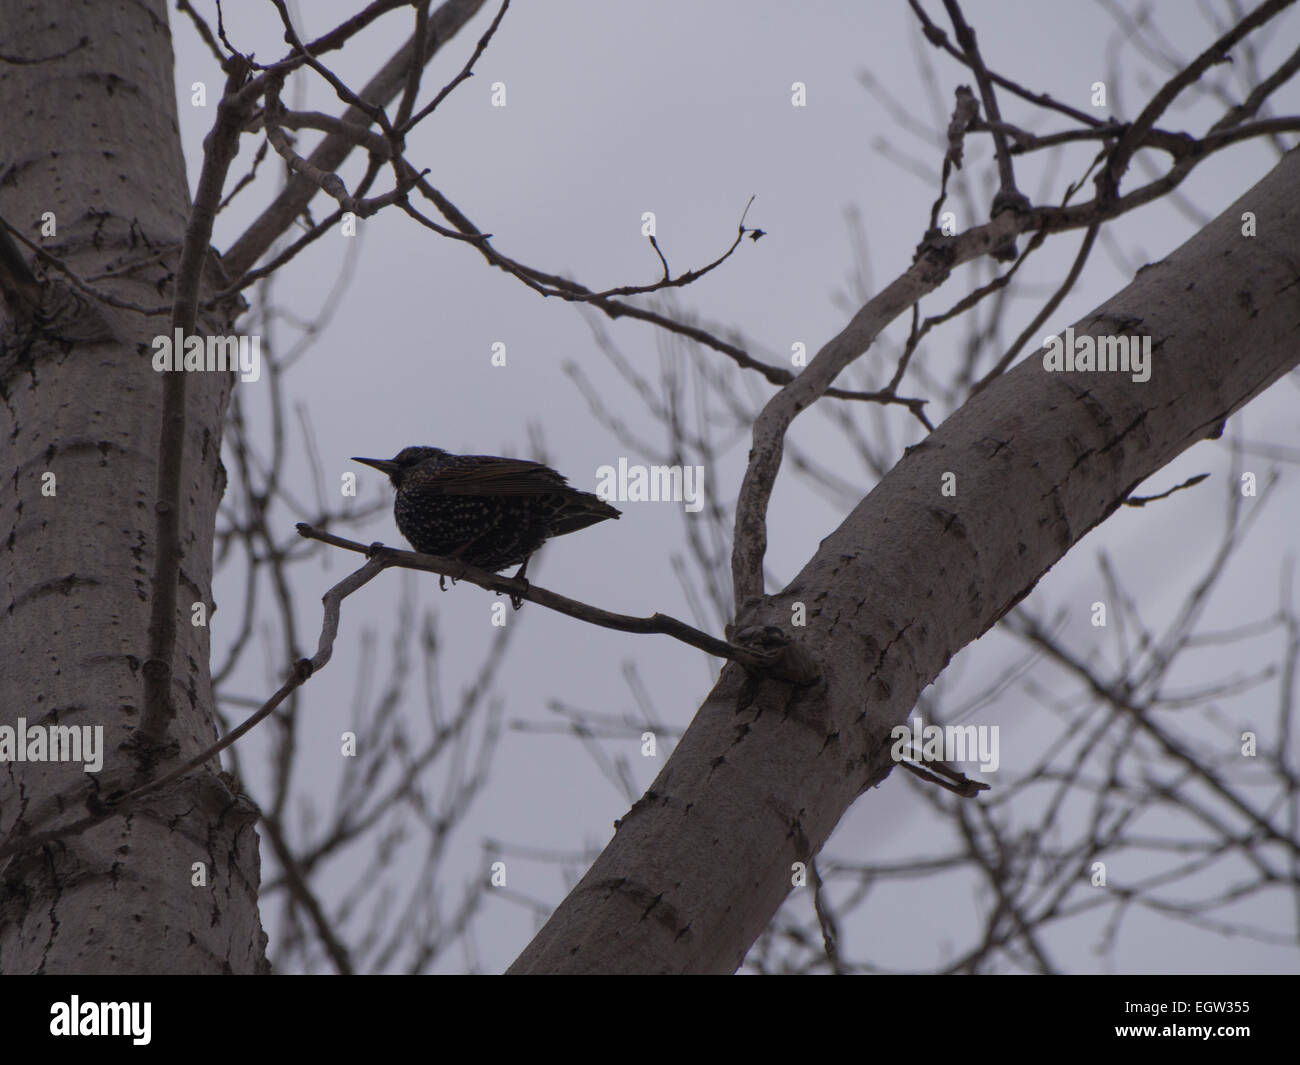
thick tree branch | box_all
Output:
[511,146,1300,974]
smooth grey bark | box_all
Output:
[509,148,1300,973]
[0,0,266,972]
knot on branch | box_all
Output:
[140,657,171,682]
[730,624,821,686]
[991,188,1032,217]
[912,230,958,276]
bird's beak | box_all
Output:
[352,456,400,475]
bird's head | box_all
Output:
[351,446,447,485]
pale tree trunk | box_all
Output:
[0,0,267,972]
[510,148,1300,974]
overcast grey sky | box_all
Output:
[174,1,1300,973]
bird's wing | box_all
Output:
[421,456,571,496]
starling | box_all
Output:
[352,446,621,587]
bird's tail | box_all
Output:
[550,491,621,535]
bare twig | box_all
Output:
[399,0,511,132]
[1123,472,1211,506]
